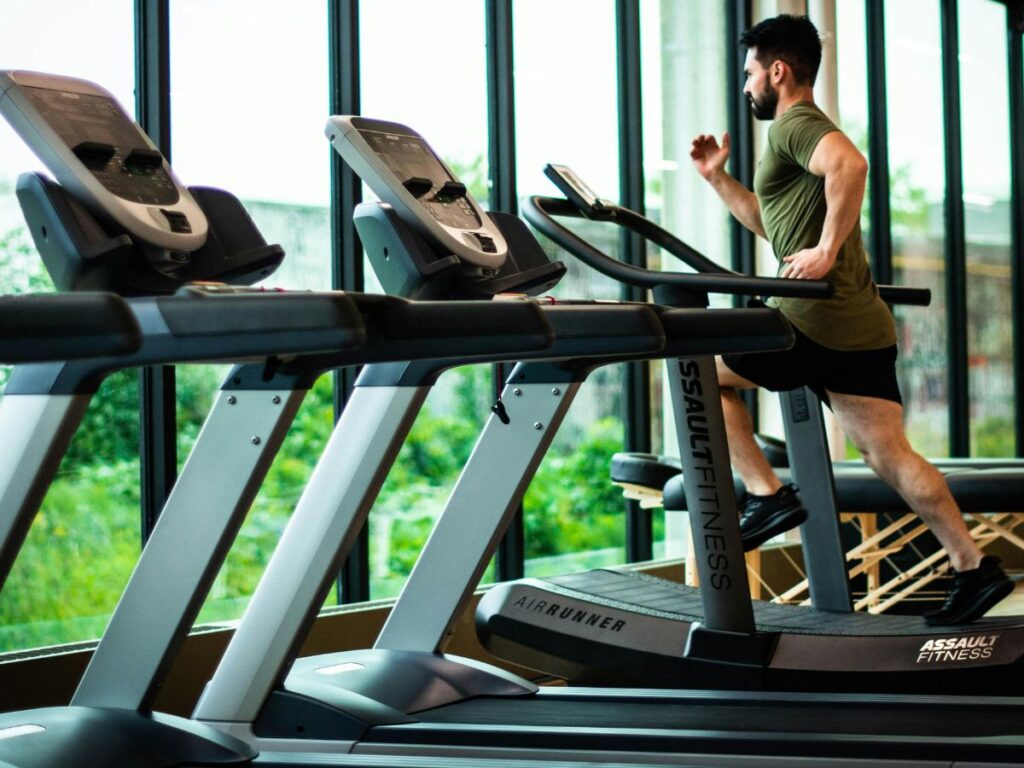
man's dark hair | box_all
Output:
[740,14,822,86]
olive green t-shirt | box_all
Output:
[754,101,896,351]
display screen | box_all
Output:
[362,128,480,230]
[25,86,179,205]
[546,163,603,210]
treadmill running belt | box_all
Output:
[544,569,1024,636]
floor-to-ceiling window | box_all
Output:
[959,0,1014,457]
[641,0,732,558]
[514,0,630,576]
[169,0,334,624]
[359,0,492,597]
[884,0,950,456]
[1,0,1021,658]
[0,0,137,652]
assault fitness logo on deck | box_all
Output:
[916,634,999,664]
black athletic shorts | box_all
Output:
[721,325,902,407]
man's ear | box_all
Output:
[770,59,787,84]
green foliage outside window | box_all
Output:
[0,457,140,651]
[523,417,625,558]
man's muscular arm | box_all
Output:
[780,131,868,280]
[690,132,768,240]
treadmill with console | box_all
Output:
[472,164,1024,697]
[188,113,802,745]
[182,118,1024,767]
[0,72,565,768]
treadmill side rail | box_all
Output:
[195,385,432,725]
[375,377,581,652]
[73,385,307,711]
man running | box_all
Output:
[690,13,1012,625]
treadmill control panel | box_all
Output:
[0,70,207,252]
[326,115,506,269]
[544,163,609,217]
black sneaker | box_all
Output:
[738,484,808,552]
[924,556,1014,626]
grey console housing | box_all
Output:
[0,70,207,252]
[326,115,506,269]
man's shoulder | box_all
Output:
[767,102,840,165]
[772,102,835,132]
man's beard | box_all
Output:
[749,84,779,120]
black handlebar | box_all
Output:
[525,196,833,301]
[526,195,932,308]
[877,285,931,306]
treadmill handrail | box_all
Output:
[525,195,832,300]
[528,196,932,308]
[0,292,141,363]
[608,204,931,307]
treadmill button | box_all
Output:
[468,232,497,253]
[160,209,193,233]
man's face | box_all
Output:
[743,48,779,121]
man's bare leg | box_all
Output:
[716,358,808,551]
[829,390,1013,623]
[716,357,781,495]
[826,391,982,572]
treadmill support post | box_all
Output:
[665,355,757,642]
[194,381,432,724]
[375,370,581,652]
[73,383,306,711]
[780,387,852,612]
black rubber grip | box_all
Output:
[0,292,140,362]
[656,307,795,357]
[156,292,363,340]
[877,285,931,306]
[350,294,549,339]
[347,294,553,361]
[539,304,664,357]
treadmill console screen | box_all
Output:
[328,114,506,268]
[544,164,607,215]
[362,128,481,231]
[23,86,179,206]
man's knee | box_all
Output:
[858,432,907,462]
[858,443,895,481]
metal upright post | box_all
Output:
[727,0,759,422]
[617,0,653,562]
[487,0,527,582]
[135,0,177,542]
[780,388,851,611]
[1007,0,1024,456]
[329,0,370,603]
[865,0,893,286]
[940,0,969,457]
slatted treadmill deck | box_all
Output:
[543,568,1024,635]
